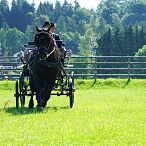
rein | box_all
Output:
[46,33,57,58]
[47,46,55,58]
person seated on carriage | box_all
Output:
[43,22,61,46]
[42,21,50,31]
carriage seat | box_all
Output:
[56,40,66,56]
[28,41,35,46]
[56,40,63,48]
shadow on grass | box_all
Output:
[90,78,131,89]
[91,79,96,88]
[5,106,70,115]
[122,78,131,88]
[45,106,70,112]
[5,107,36,115]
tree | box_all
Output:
[77,28,98,56]
[135,45,146,56]
[62,1,74,17]
[113,27,124,55]
[0,0,10,28]
[9,0,35,31]
[0,28,8,55]
[25,25,34,42]
[139,27,146,48]
[5,28,26,56]
[123,26,135,55]
[52,1,62,22]
[56,15,67,34]
[74,0,80,11]
[97,27,114,56]
[134,45,146,75]
[1,0,146,58]
[97,0,121,24]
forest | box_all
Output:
[0,0,146,57]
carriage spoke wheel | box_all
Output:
[15,80,20,109]
[69,72,74,108]
[20,77,26,107]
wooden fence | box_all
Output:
[0,56,146,80]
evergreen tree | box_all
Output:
[9,0,35,31]
[98,27,114,56]
[74,0,80,11]
[0,0,146,57]
[0,28,8,55]
[62,1,74,17]
[124,26,135,55]
[52,1,62,22]
[0,0,9,28]
[113,27,124,55]
[139,27,146,48]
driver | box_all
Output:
[42,21,50,31]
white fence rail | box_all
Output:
[0,56,146,79]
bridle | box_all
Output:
[35,30,57,60]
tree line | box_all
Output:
[0,0,146,57]
[98,26,146,56]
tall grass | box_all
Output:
[0,79,146,145]
[1,78,146,90]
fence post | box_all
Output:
[128,57,131,80]
[94,56,97,82]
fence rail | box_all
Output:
[0,56,146,80]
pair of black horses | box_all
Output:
[28,27,62,112]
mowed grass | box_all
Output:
[0,79,146,145]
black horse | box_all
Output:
[29,27,61,111]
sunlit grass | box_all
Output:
[0,79,146,145]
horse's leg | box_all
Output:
[28,77,34,108]
[42,79,55,108]
[28,91,34,108]
[32,73,43,111]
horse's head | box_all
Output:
[34,27,54,59]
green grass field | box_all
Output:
[0,79,146,145]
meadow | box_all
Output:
[0,79,146,146]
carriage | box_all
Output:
[14,29,75,111]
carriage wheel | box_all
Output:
[15,80,20,109]
[69,72,74,108]
[19,75,28,107]
[71,71,74,85]
[19,78,26,107]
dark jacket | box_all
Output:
[52,33,62,48]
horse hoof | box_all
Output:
[37,106,43,112]
[29,101,34,109]
[43,101,47,108]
